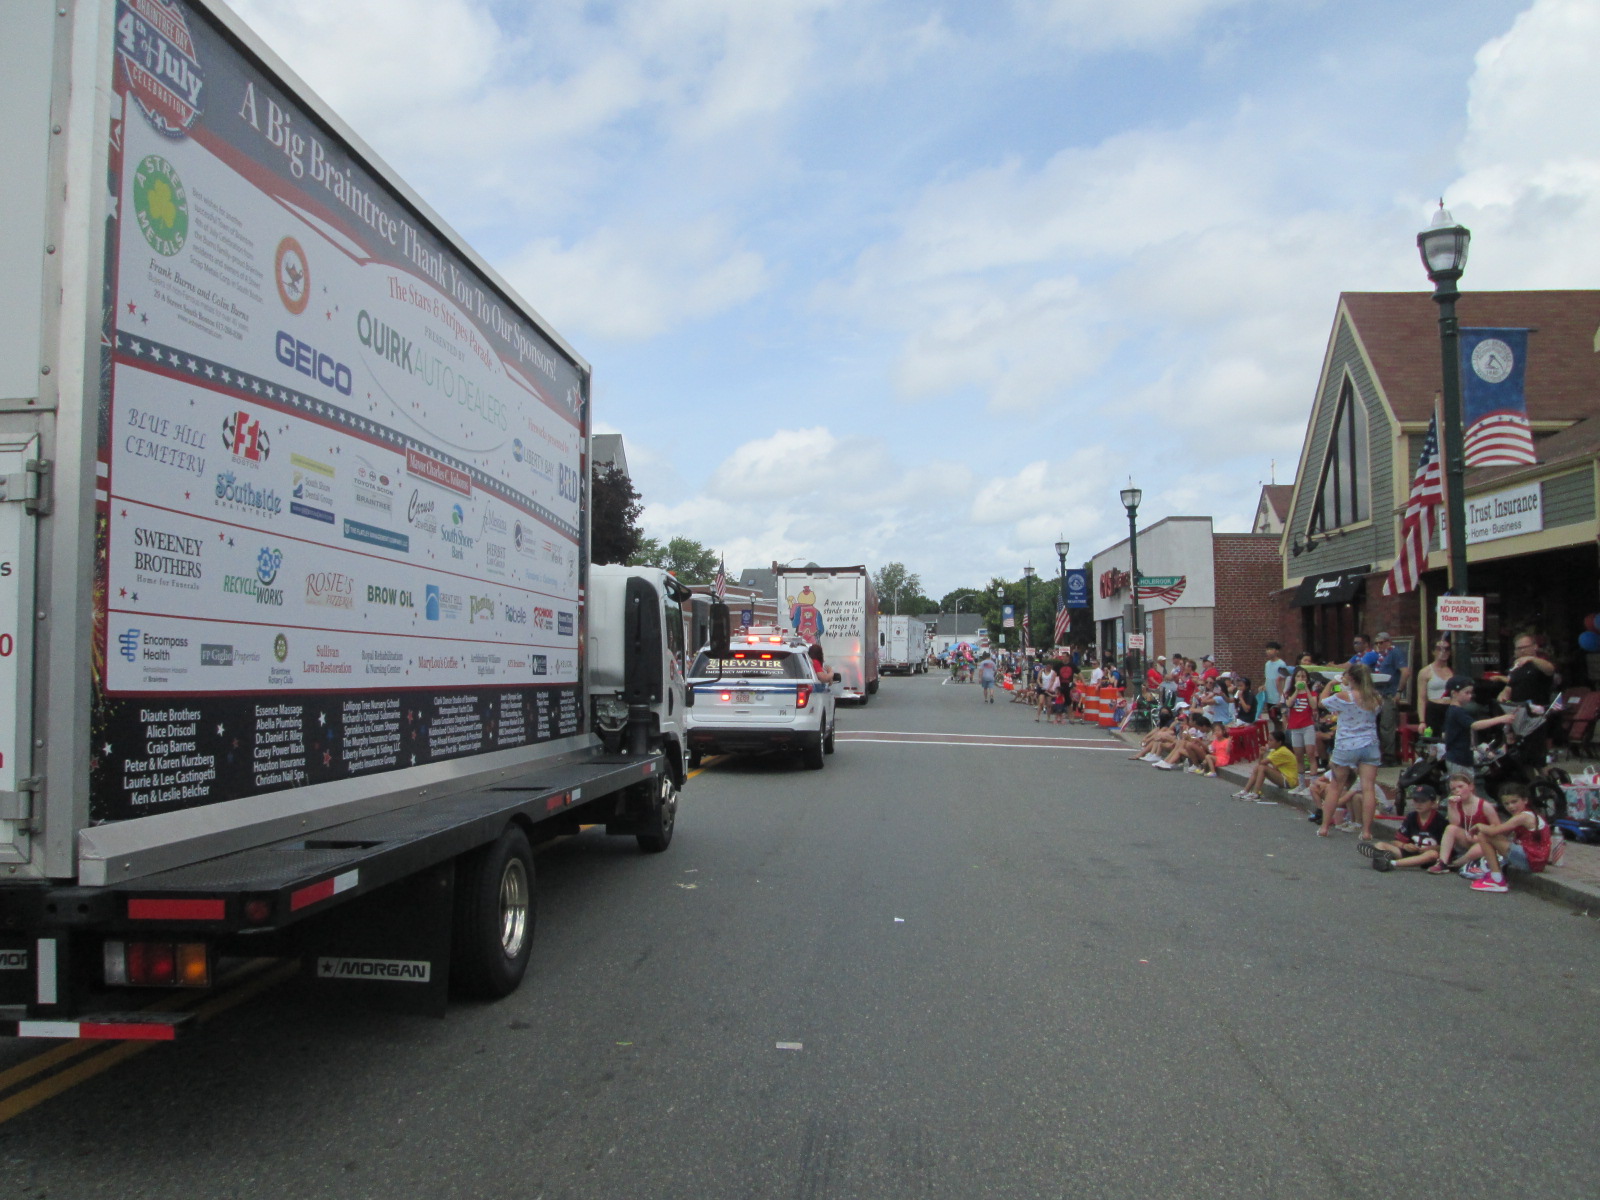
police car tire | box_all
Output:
[803,735,825,770]
[824,721,835,754]
[451,825,535,1000]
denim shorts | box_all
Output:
[1331,742,1381,768]
[1503,843,1530,873]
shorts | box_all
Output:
[1503,843,1530,873]
[1331,742,1381,769]
[1288,725,1314,749]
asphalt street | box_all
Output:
[2,673,1598,1199]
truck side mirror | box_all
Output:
[709,601,731,658]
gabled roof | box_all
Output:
[920,613,986,636]
[1259,485,1293,523]
[1340,291,1600,425]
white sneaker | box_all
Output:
[1141,753,1162,763]
[1232,789,1251,799]
[1153,761,1175,770]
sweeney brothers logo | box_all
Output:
[132,525,202,587]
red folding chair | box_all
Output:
[1562,692,1600,758]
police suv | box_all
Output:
[686,630,838,769]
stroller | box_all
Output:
[1397,699,1569,818]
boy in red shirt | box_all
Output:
[1466,784,1552,892]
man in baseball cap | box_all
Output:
[1360,783,1448,871]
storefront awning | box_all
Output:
[1292,566,1371,606]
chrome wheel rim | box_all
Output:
[659,776,677,838]
[499,857,529,957]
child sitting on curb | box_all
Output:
[1359,784,1447,870]
[1234,727,1298,803]
[1425,774,1500,874]
[1466,783,1551,892]
[1153,714,1212,770]
[1198,722,1232,777]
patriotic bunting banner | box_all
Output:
[1134,575,1186,606]
[1460,328,1536,467]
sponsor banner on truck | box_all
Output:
[92,0,590,818]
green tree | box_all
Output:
[872,562,930,615]
[590,464,643,565]
[630,535,720,584]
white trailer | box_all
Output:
[0,0,690,1037]
[772,564,879,703]
[881,616,928,674]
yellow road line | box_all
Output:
[0,958,297,1126]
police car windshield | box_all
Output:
[691,649,810,679]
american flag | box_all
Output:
[1383,411,1443,596]
[1053,597,1071,645]
[712,558,726,601]
[1135,577,1186,605]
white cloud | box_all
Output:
[1445,0,1600,287]
[508,221,768,340]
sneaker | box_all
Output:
[1460,862,1489,881]
[1425,861,1451,874]
[1357,841,1387,860]
[1204,770,1218,777]
[1371,854,1395,872]
[1471,874,1509,893]
[1142,753,1162,763]
[1153,761,1176,770]
[1307,810,1322,824]
[1338,821,1361,834]
[1231,789,1251,799]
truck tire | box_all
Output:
[868,678,879,695]
[452,825,535,1000]
[636,772,679,853]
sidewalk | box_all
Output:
[1110,725,1600,916]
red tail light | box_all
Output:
[796,684,812,709]
[105,940,211,987]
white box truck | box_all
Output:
[772,564,879,703]
[881,616,928,674]
[0,0,693,1038]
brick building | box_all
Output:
[1090,517,1293,676]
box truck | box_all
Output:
[0,0,692,1038]
[771,564,879,703]
[881,616,928,674]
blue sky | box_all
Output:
[235,0,1600,596]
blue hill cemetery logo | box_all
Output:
[132,155,188,256]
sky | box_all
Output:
[231,0,1600,598]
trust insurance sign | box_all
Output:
[1465,482,1542,545]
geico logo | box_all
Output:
[275,331,353,395]
[366,585,413,606]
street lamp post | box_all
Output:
[1418,204,1473,677]
[1054,537,1070,655]
[1022,565,1035,666]
[1121,485,1144,726]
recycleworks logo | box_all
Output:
[222,410,270,463]
[221,547,284,605]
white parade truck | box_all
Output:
[0,0,695,1038]
[771,564,879,703]
[881,615,928,675]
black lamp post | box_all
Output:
[1022,564,1035,664]
[1055,537,1070,654]
[1121,484,1143,705]
[1418,204,1472,675]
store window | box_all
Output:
[1309,378,1370,533]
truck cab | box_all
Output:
[585,566,692,786]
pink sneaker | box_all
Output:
[1470,874,1508,893]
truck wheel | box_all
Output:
[636,773,678,853]
[824,720,835,755]
[452,825,535,1000]
[803,734,825,770]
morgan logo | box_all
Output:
[315,957,431,983]
[222,410,270,463]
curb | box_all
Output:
[1109,728,1600,916]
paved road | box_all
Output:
[2,674,1597,1198]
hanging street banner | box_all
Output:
[1064,569,1089,608]
[1459,327,1535,467]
